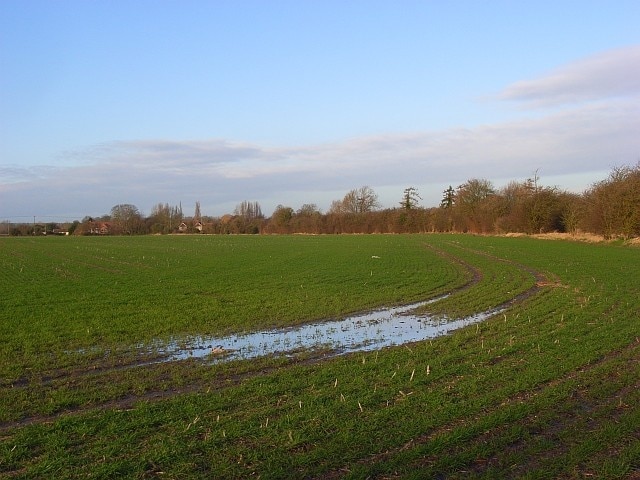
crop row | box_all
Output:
[0,234,638,478]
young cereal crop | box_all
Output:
[0,234,638,479]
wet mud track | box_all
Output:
[1,243,555,433]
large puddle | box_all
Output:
[163,296,504,364]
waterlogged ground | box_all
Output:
[163,241,543,364]
[167,297,504,363]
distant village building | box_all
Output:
[89,221,111,235]
[177,221,203,233]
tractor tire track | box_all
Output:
[0,244,550,434]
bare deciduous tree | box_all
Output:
[234,201,264,219]
[110,204,144,235]
[194,201,201,222]
[334,186,380,214]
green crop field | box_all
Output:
[1,234,638,478]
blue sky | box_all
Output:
[1,1,639,221]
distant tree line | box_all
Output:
[4,164,639,239]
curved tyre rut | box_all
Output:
[0,243,551,433]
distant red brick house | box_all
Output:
[89,222,111,235]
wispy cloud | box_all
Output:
[0,164,64,183]
[499,45,640,106]
[2,97,637,219]
[2,46,639,219]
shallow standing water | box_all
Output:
[163,297,503,364]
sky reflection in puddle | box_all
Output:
[165,297,503,364]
